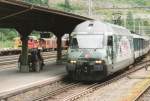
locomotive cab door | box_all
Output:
[107,36,114,64]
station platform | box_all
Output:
[0,62,66,96]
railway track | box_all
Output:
[0,56,149,101]
[0,51,56,62]
[133,76,150,101]
[63,60,150,101]
[0,49,21,56]
[0,57,56,71]
[0,55,56,66]
[134,86,150,101]
[0,51,66,71]
[0,49,61,56]
[0,51,66,66]
[33,82,100,101]
[31,57,150,101]
[1,54,149,101]
[33,83,80,101]
[0,75,67,101]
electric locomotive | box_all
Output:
[66,20,135,81]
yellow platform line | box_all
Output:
[119,73,150,101]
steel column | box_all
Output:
[56,35,62,64]
[20,36,29,72]
[17,28,32,72]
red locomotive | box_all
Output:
[39,37,68,51]
[14,35,69,51]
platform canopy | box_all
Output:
[0,0,92,36]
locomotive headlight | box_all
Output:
[95,60,102,64]
[70,60,77,64]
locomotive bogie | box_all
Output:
[67,60,105,72]
[66,60,107,81]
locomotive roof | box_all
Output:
[131,33,141,38]
[72,20,131,36]
[131,33,150,40]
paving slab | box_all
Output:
[0,63,66,95]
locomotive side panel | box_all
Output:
[111,35,134,73]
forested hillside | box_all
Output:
[21,0,150,35]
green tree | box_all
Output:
[143,20,149,26]
[24,0,48,6]
[0,29,18,41]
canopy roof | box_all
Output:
[0,0,91,36]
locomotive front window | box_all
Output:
[70,34,103,49]
[70,38,79,48]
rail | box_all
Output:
[31,58,150,101]
[62,60,150,101]
[0,51,66,70]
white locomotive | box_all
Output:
[66,20,150,81]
